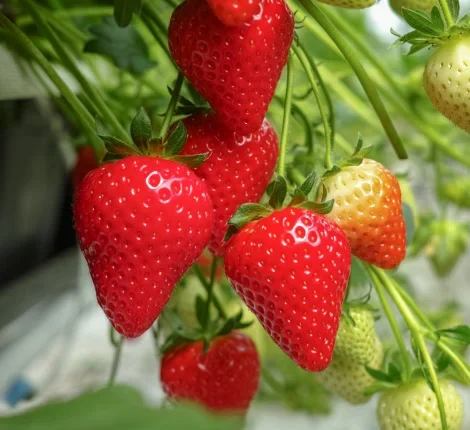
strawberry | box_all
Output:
[424,37,470,133]
[207,0,262,26]
[224,207,352,372]
[440,177,470,209]
[74,156,213,338]
[335,306,378,365]
[323,159,406,270]
[390,0,437,15]
[72,146,100,189]
[377,379,464,430]
[160,331,260,413]
[316,337,384,405]
[180,113,279,256]
[168,0,294,135]
[316,0,375,8]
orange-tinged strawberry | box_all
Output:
[323,159,406,270]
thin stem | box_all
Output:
[292,45,333,169]
[140,13,175,67]
[202,258,219,331]
[17,6,114,26]
[278,56,295,177]
[438,0,455,28]
[107,335,124,388]
[193,265,227,319]
[435,340,470,384]
[366,266,412,381]
[158,72,184,139]
[297,0,408,160]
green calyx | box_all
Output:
[98,107,208,167]
[392,2,470,55]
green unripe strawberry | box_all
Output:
[377,379,464,430]
[316,0,375,8]
[390,0,437,15]
[316,337,384,405]
[335,307,378,365]
[424,37,470,133]
[440,177,470,209]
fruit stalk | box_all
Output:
[202,258,218,332]
[192,265,227,319]
[279,56,295,177]
[296,0,408,160]
[107,333,124,388]
[158,72,184,139]
[438,0,455,28]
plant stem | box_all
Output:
[107,334,124,388]
[434,340,470,384]
[203,258,218,331]
[158,72,184,139]
[366,265,412,381]
[292,44,333,169]
[438,0,455,28]
[17,6,114,26]
[296,0,408,160]
[278,56,295,177]
[193,265,227,319]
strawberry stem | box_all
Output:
[278,55,295,178]
[158,72,184,140]
[107,331,124,388]
[296,0,408,161]
[438,0,455,28]
[193,264,227,319]
[202,257,219,332]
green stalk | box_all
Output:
[193,264,227,319]
[0,12,103,157]
[140,12,175,67]
[202,258,218,331]
[23,0,130,142]
[438,0,455,28]
[296,0,408,160]
[17,6,114,26]
[278,56,295,177]
[107,335,124,388]
[158,72,184,139]
[292,45,333,169]
[435,340,470,384]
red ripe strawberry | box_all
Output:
[72,146,99,189]
[207,0,263,26]
[180,113,279,256]
[160,331,260,413]
[73,156,213,338]
[323,159,406,270]
[224,207,352,372]
[168,0,294,135]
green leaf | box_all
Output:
[365,366,396,384]
[299,171,318,196]
[130,107,152,150]
[269,175,288,210]
[448,0,460,22]
[224,204,272,241]
[85,17,156,75]
[297,199,334,215]
[165,121,188,157]
[100,135,139,155]
[386,362,403,383]
[430,7,445,32]
[169,153,209,168]
[437,325,470,344]
[403,203,416,247]
[402,9,440,35]
[0,386,242,430]
[363,382,396,397]
[347,257,369,289]
[195,294,206,328]
[113,0,142,28]
[168,86,196,107]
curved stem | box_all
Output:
[278,56,295,177]
[159,72,184,139]
[202,258,218,331]
[292,45,333,169]
[193,265,227,319]
[107,335,124,388]
[296,0,408,160]
[438,0,455,28]
[435,340,470,384]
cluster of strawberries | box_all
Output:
[73,0,407,415]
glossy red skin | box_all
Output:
[224,208,352,372]
[161,331,260,413]
[168,0,294,135]
[207,0,263,26]
[72,146,99,189]
[73,156,213,338]
[181,113,279,257]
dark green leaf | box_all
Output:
[430,7,445,32]
[100,135,139,155]
[269,175,288,210]
[299,171,318,196]
[195,295,206,329]
[347,257,369,289]
[432,346,451,373]
[387,362,403,383]
[101,152,121,164]
[363,382,396,397]
[437,325,470,344]
[407,43,429,56]
[402,9,440,35]
[224,204,272,240]
[168,86,196,107]
[114,0,142,28]
[96,117,110,136]
[297,199,334,215]
[365,366,395,383]
[85,17,156,75]
[165,121,188,157]
[130,107,152,150]
[169,153,210,168]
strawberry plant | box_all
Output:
[1,0,470,429]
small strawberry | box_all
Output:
[335,306,378,365]
[181,113,279,256]
[424,37,470,133]
[316,0,375,8]
[323,159,406,270]
[168,0,294,135]
[377,379,464,430]
[72,146,100,189]
[316,337,384,405]
[207,0,262,26]
[390,0,437,15]
[440,177,470,209]
[224,207,351,372]
[160,331,260,413]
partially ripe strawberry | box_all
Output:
[390,0,437,15]
[316,337,383,405]
[335,307,378,365]
[181,113,279,256]
[160,331,260,413]
[424,37,470,133]
[168,0,294,135]
[224,207,352,372]
[207,0,262,26]
[323,159,406,270]
[377,379,464,430]
[74,156,213,338]
[316,0,375,8]
[72,146,99,189]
